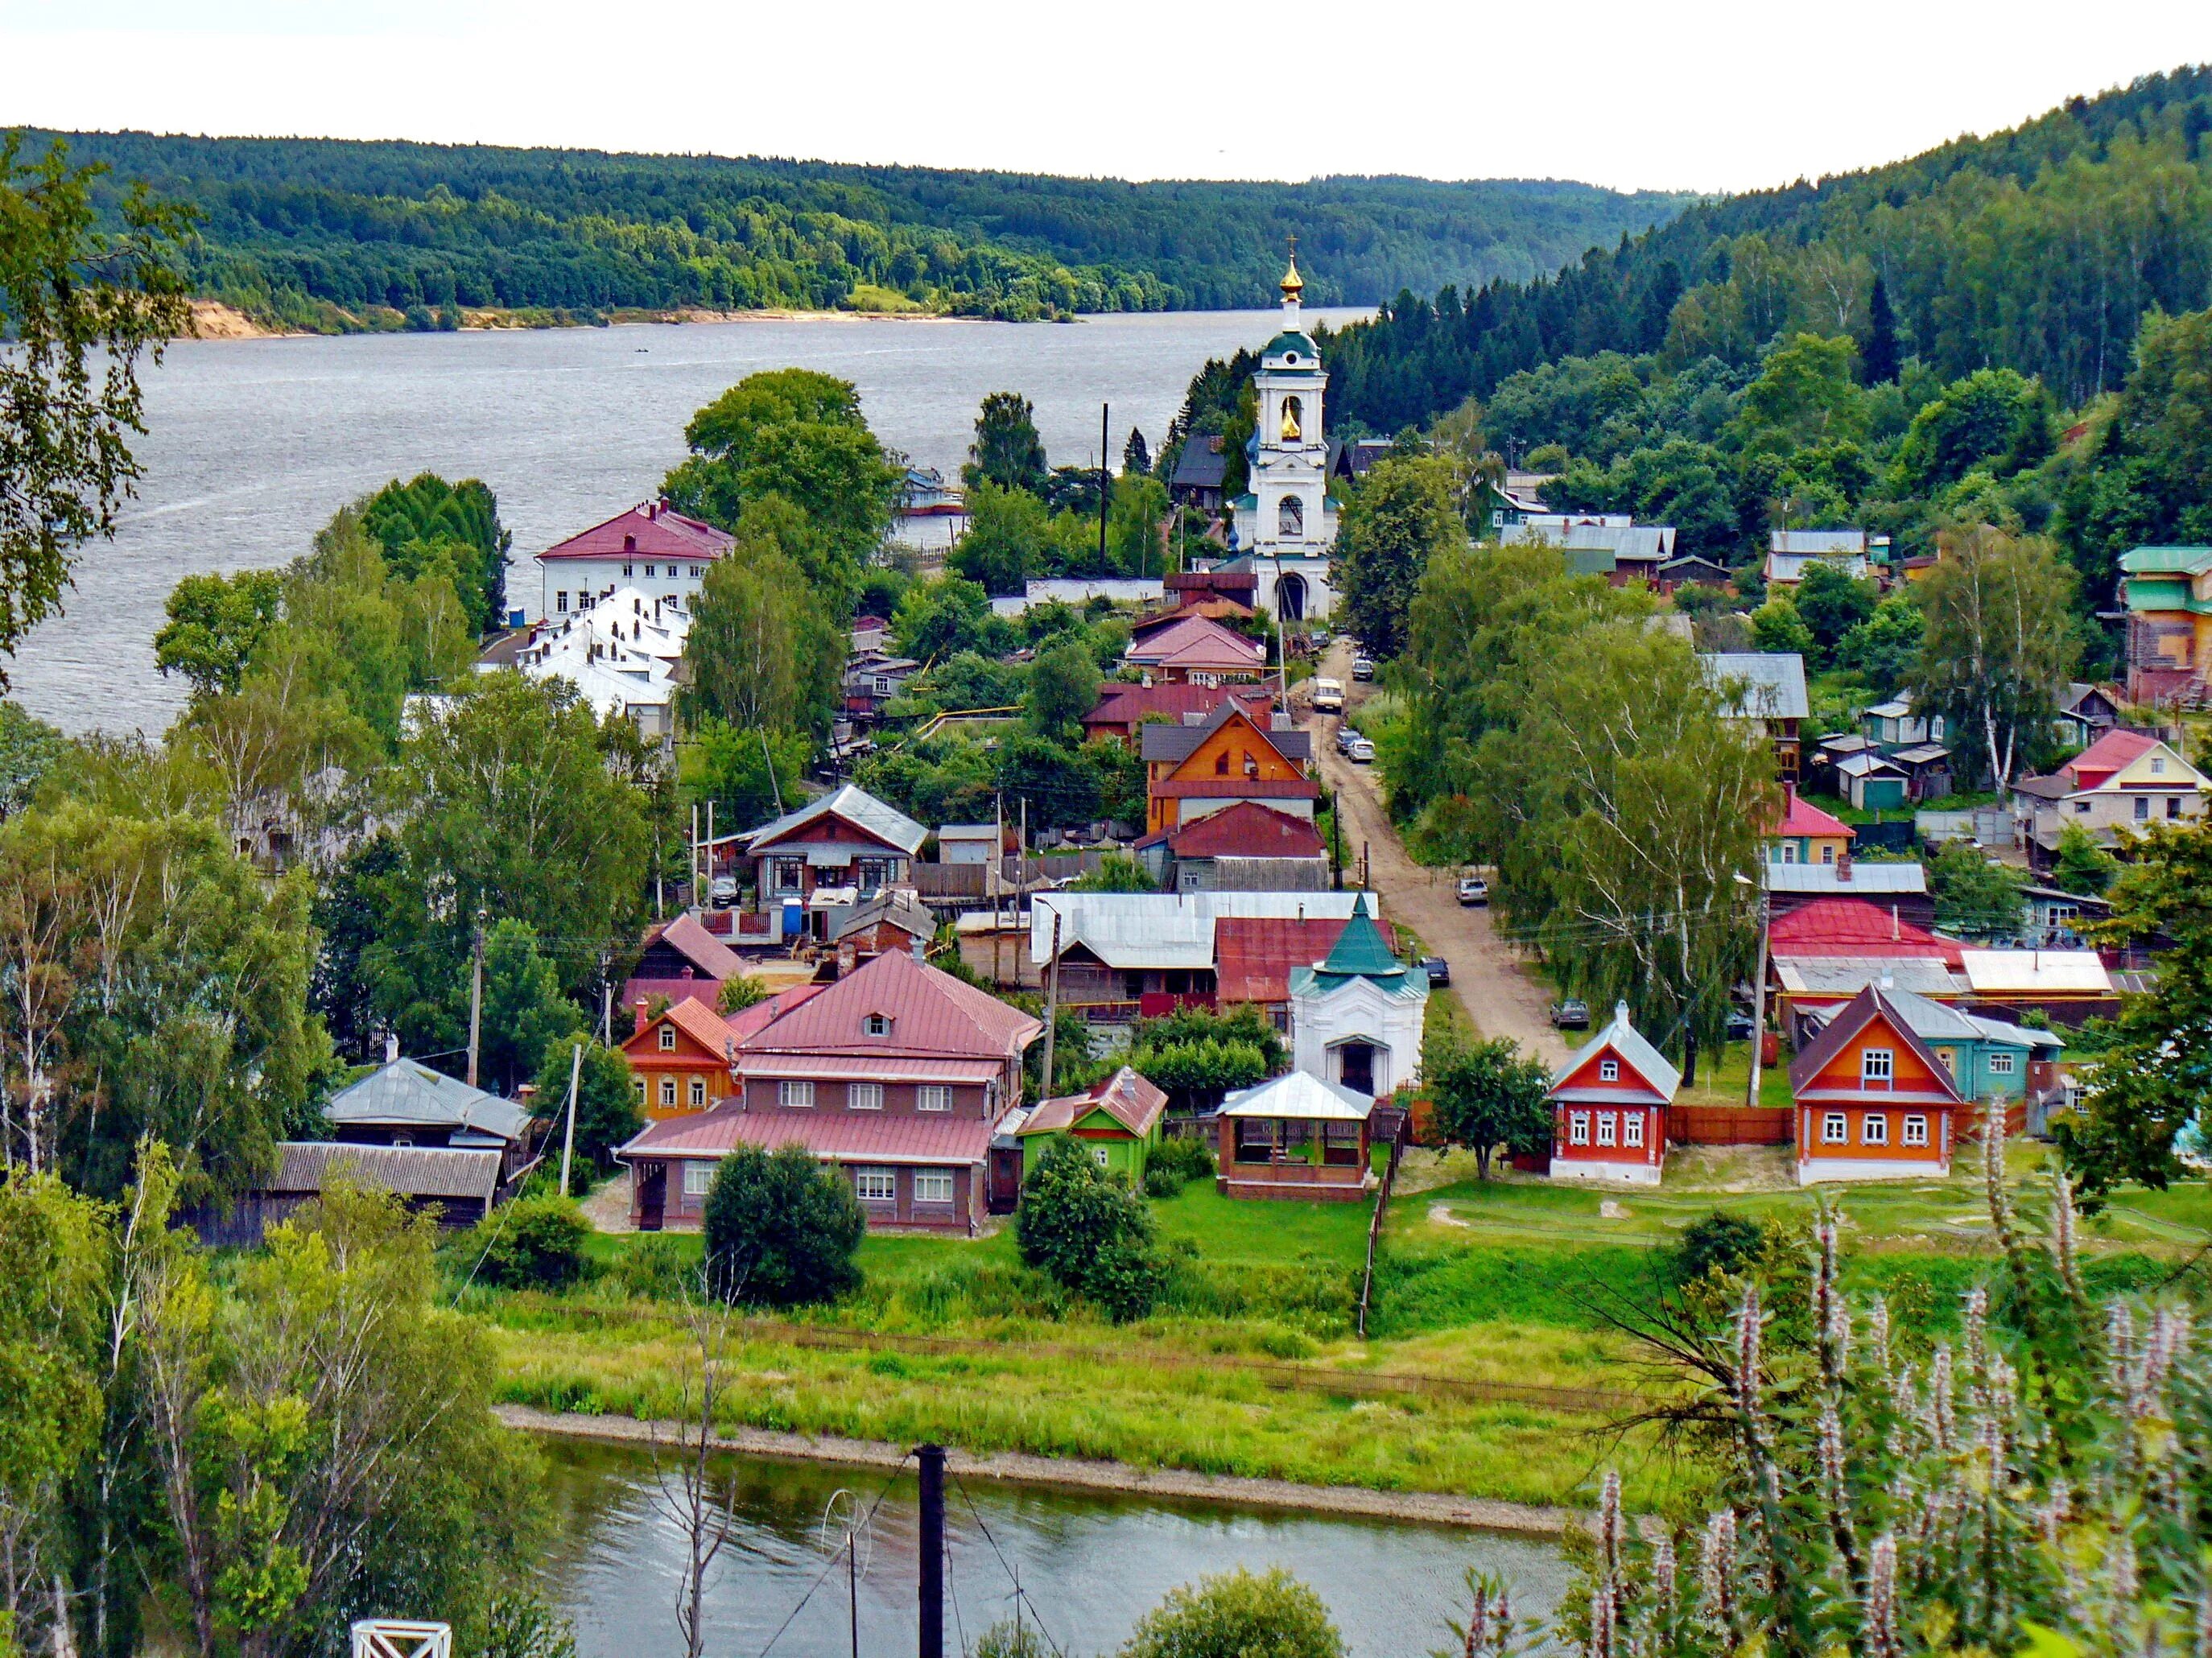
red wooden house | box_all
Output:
[1787,984,1966,1185]
[1546,1002,1680,1186]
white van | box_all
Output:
[1310,677,1344,713]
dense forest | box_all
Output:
[1319,65,2212,429]
[33,130,1686,327]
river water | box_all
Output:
[536,1438,1566,1658]
[12,307,1367,736]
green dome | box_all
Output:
[1314,893,1406,983]
[1263,331,1319,363]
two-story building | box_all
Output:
[1788,984,1966,1184]
[534,499,733,622]
[621,995,741,1120]
[2012,728,2208,869]
[1768,787,1855,868]
[1703,652,1810,784]
[1122,614,1268,687]
[1141,698,1314,836]
[617,949,1042,1231]
[2116,545,2212,702]
[739,785,929,939]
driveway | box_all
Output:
[1302,641,1571,1066]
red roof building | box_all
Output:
[621,996,741,1120]
[618,950,1042,1231]
[2058,728,2158,791]
[533,499,735,623]
[1768,898,1965,964]
[1121,614,1268,685]
[1149,802,1328,893]
[1213,914,1397,1011]
[622,912,748,1012]
[1083,683,1274,744]
[1788,984,1966,1185]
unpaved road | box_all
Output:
[1304,641,1571,1066]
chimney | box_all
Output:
[633,997,649,1036]
[1892,904,1900,940]
[680,966,694,980]
[383,1030,399,1064]
[1615,1000,1630,1026]
[1836,852,1853,882]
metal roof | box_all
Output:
[1031,890,1376,970]
[1764,862,1927,895]
[1702,653,1810,721]
[268,1141,504,1202]
[1502,522,1676,561]
[1958,951,2112,995]
[1221,1070,1375,1122]
[739,947,1040,1059]
[743,784,926,858]
[1140,699,1311,765]
[1021,1066,1169,1138]
[1882,986,2065,1052]
[1771,529,1867,555]
[1773,958,1964,996]
[325,1061,531,1144]
[1548,1001,1682,1099]
[2118,546,2212,575]
[620,1102,996,1166]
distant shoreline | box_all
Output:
[495,1404,1584,1536]
[184,298,997,341]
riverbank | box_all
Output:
[184,298,1026,340]
[497,1404,1588,1536]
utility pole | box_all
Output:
[916,1444,946,1658]
[466,909,487,1090]
[1747,889,1770,1107]
[1040,909,1063,1095]
[559,1040,583,1198]
[1099,402,1111,574]
[992,790,1005,986]
[600,981,612,1046]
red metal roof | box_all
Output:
[1021,1065,1168,1137]
[621,976,720,1013]
[737,947,1041,1061]
[721,982,827,1043]
[622,995,741,1059]
[1125,615,1266,670]
[1154,778,1320,801]
[2061,728,2158,789]
[1214,915,1396,1004]
[1768,898,1964,964]
[1771,786,1854,840]
[536,501,735,563]
[621,1101,995,1166]
[1083,683,1273,730]
[648,912,747,980]
[1170,801,1327,860]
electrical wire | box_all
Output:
[753,1455,908,1658]
[951,1471,1068,1658]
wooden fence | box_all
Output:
[1666,1105,1793,1146]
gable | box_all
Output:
[755,812,907,853]
[1167,714,1305,786]
[1803,1008,1958,1099]
[2108,742,2201,789]
[1553,1041,1668,1099]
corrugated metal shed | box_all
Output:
[270,1142,503,1202]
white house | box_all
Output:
[534,500,733,624]
[1286,894,1429,1100]
[498,584,690,736]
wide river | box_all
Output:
[537,1437,1567,1658]
[14,307,1366,736]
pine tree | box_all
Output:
[1859,274,1901,384]
[1122,426,1151,476]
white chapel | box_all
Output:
[1228,246,1340,623]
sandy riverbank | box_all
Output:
[495,1404,1587,1536]
[180,299,995,340]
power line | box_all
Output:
[951,1471,1068,1658]
[753,1457,909,1658]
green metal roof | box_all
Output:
[1313,893,1407,983]
[1262,331,1319,361]
[2119,546,2212,575]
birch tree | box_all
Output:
[1909,524,2078,789]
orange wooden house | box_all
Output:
[1786,984,1966,1185]
[1139,698,1316,836]
[622,995,739,1120]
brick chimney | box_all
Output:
[633,997,649,1035]
[1836,851,1853,882]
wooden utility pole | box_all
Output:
[465,909,487,1090]
[1099,402,1111,572]
[1040,909,1063,1095]
[559,1040,583,1197]
[1746,889,1771,1107]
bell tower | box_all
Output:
[1234,237,1336,566]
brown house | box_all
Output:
[622,911,745,1012]
[1083,683,1273,744]
[618,950,1042,1231]
[741,784,928,940]
[1141,698,1314,835]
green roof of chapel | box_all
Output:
[1314,893,1406,982]
[1263,331,1319,361]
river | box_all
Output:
[12,307,1368,736]
[536,1438,1567,1658]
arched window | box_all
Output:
[1278,495,1305,537]
[1280,396,1303,443]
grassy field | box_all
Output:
[483,1140,2207,1512]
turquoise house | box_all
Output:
[1885,988,2064,1103]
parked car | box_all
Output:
[1310,676,1344,713]
[1421,957,1451,987]
[708,874,738,907]
[1335,726,1360,755]
[1347,736,1376,763]
[1726,1010,1757,1041]
[1456,876,1489,906]
[1352,654,1376,682]
[1550,998,1591,1029]
[1309,627,1331,648]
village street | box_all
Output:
[1302,640,1574,1067]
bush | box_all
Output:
[1144,1132,1216,1196]
[470,1192,592,1289]
[1014,1135,1167,1321]
[1119,1567,1346,1658]
[702,1144,866,1306]
[1672,1209,1769,1285]
[606,1233,698,1301]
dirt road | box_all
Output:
[1305,641,1571,1066]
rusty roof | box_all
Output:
[619,1102,996,1166]
[1020,1066,1168,1138]
[1170,801,1327,861]
[737,947,1040,1061]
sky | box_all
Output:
[2,1,2209,196]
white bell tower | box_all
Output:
[1233,241,1337,571]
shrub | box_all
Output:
[717,974,770,1014]
[1014,1134,1167,1321]
[471,1192,592,1289]
[702,1144,865,1306]
[1144,1132,1216,1196]
[1671,1210,1768,1285]
[606,1233,697,1301]
[1119,1567,1346,1658]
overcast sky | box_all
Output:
[3,2,2208,196]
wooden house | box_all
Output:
[1546,1002,1680,1186]
[621,995,740,1119]
[1787,984,1966,1185]
[622,911,746,1012]
[1082,682,1273,745]
[1122,614,1267,687]
[739,784,928,940]
[1015,1066,1169,1182]
[1704,652,1809,784]
[1141,698,1314,836]
[1768,786,1854,868]
[1215,1070,1375,1202]
[324,1058,536,1182]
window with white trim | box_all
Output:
[643,564,656,579]
[1599,1058,1620,1083]
[1987,1051,2016,1075]
[864,1013,892,1037]
[658,1078,677,1108]
[1861,1048,1894,1084]
[658,1024,676,1050]
[1624,1112,1645,1149]
[772,859,805,893]
[848,1082,883,1110]
[917,1085,952,1112]
[1569,1112,1590,1145]
[914,1169,955,1204]
[854,1168,895,1203]
[1596,1113,1617,1147]
[688,1078,707,1108]
[682,1164,715,1198]
[1902,1114,1929,1146]
[556,591,570,613]
[1822,1112,1849,1145]
[1093,1146,1111,1169]
[1862,1112,1888,1146]
[779,1080,815,1108]
[633,1078,646,1104]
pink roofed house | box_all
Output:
[1121,614,1268,686]
[534,499,733,623]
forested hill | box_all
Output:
[32,130,1688,328]
[1320,64,2212,429]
